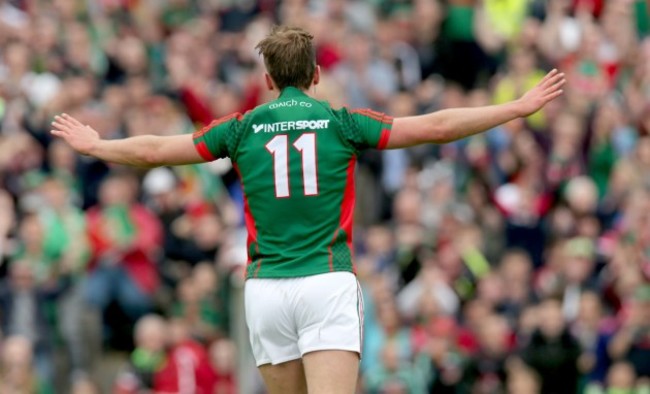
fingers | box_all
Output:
[52,117,70,132]
[543,79,566,102]
[545,77,566,95]
[51,119,71,133]
[51,113,87,137]
[540,69,558,85]
[51,124,67,133]
[541,70,565,89]
[62,113,84,128]
[50,129,68,138]
[52,113,85,131]
[544,89,564,101]
[53,114,76,130]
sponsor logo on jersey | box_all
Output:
[269,99,312,109]
[252,120,330,133]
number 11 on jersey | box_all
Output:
[265,133,318,198]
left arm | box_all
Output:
[386,69,565,149]
[389,102,524,147]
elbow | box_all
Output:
[424,114,456,143]
[140,151,162,168]
[429,125,456,144]
[140,136,166,168]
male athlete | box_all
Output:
[52,26,565,394]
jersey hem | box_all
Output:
[245,266,354,280]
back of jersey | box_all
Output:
[193,87,392,279]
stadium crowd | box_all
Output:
[0,0,649,392]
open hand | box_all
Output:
[517,69,566,117]
[51,113,100,156]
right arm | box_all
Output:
[51,114,205,168]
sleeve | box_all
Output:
[192,113,243,161]
[348,108,393,150]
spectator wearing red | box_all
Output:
[85,172,162,322]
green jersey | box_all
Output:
[193,87,393,279]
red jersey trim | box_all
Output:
[233,164,261,276]
[327,157,357,273]
[342,157,356,273]
[377,128,391,150]
[192,112,242,139]
[350,108,394,124]
[195,141,216,161]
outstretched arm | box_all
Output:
[387,69,565,149]
[51,114,204,168]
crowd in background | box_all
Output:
[0,0,649,393]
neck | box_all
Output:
[276,86,313,98]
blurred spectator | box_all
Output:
[608,285,650,379]
[0,260,70,385]
[161,318,218,394]
[365,341,426,394]
[70,376,100,394]
[521,298,582,394]
[416,316,466,393]
[113,314,169,394]
[0,335,54,394]
[85,172,162,330]
[38,176,92,380]
[497,249,536,325]
[209,338,238,394]
[364,291,414,375]
[560,237,599,321]
[169,273,222,343]
[571,291,611,383]
[333,31,398,111]
[463,314,512,393]
[115,314,219,394]
[506,365,541,394]
[584,361,650,394]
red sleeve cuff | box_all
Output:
[194,140,216,161]
[377,128,391,150]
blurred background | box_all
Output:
[0,0,648,393]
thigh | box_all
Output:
[245,279,301,366]
[302,350,359,394]
[295,272,363,357]
[83,267,113,308]
[258,359,307,394]
[115,270,153,318]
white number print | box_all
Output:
[265,135,290,198]
[293,133,318,196]
[265,133,318,198]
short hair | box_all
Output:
[256,25,316,91]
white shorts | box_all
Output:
[244,271,364,366]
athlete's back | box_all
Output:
[193,87,392,278]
